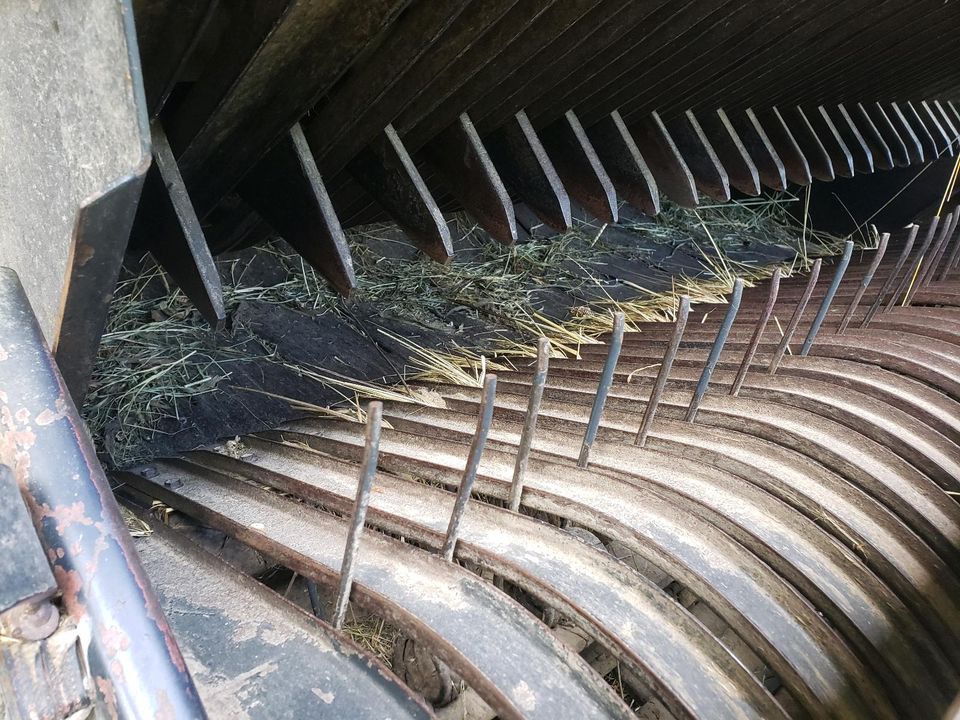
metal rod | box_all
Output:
[635,296,690,447]
[887,216,939,310]
[686,279,743,422]
[731,270,780,396]
[938,215,960,281]
[509,339,550,512]
[306,579,325,620]
[925,211,960,284]
[800,240,854,356]
[577,313,625,468]
[860,224,918,328]
[332,401,382,630]
[913,211,955,290]
[443,374,497,561]
[769,259,821,373]
[837,232,889,333]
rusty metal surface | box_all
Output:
[0,268,205,718]
[132,516,435,720]
[118,462,637,720]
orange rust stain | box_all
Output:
[35,398,67,426]
[0,345,7,362]
[53,565,85,617]
[43,501,94,534]
[155,689,176,720]
[96,677,120,720]
[14,407,29,424]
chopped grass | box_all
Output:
[84,193,847,466]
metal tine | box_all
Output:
[837,231,890,334]
[768,258,822,374]
[799,240,854,356]
[731,269,780,397]
[306,579,325,621]
[685,279,743,423]
[940,214,960,281]
[332,401,383,630]
[913,210,956,290]
[860,224,918,328]
[442,374,497,561]
[509,339,550,512]
[886,216,940,310]
[926,212,960,284]
[577,313,626,469]
[635,296,690,447]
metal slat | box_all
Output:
[629,112,699,208]
[132,521,435,719]
[347,125,454,262]
[586,112,660,216]
[120,464,637,720]
[486,110,572,230]
[237,123,356,296]
[184,440,785,720]
[421,113,518,245]
[539,111,618,223]
[663,111,731,203]
[782,106,836,181]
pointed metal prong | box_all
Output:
[799,240,853,356]
[769,259,821,374]
[921,212,959,287]
[306,579,325,620]
[509,340,550,513]
[837,233,889,334]
[332,401,382,630]
[686,279,743,423]
[577,313,626,469]
[891,217,941,309]
[486,110,572,231]
[423,113,518,245]
[442,375,497,561]
[134,121,226,328]
[348,125,454,263]
[635,297,690,447]
[860,225,918,328]
[940,216,960,281]
[239,123,357,297]
[731,270,780,396]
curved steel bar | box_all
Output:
[0,268,206,719]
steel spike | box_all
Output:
[578,313,626,468]
[732,269,781,396]
[686,279,743,422]
[509,339,550,512]
[838,232,889,333]
[769,259,822,374]
[332,401,383,630]
[860,224,918,328]
[799,240,854,356]
[635,296,690,447]
[443,374,497,560]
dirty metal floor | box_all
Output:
[118,233,960,719]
